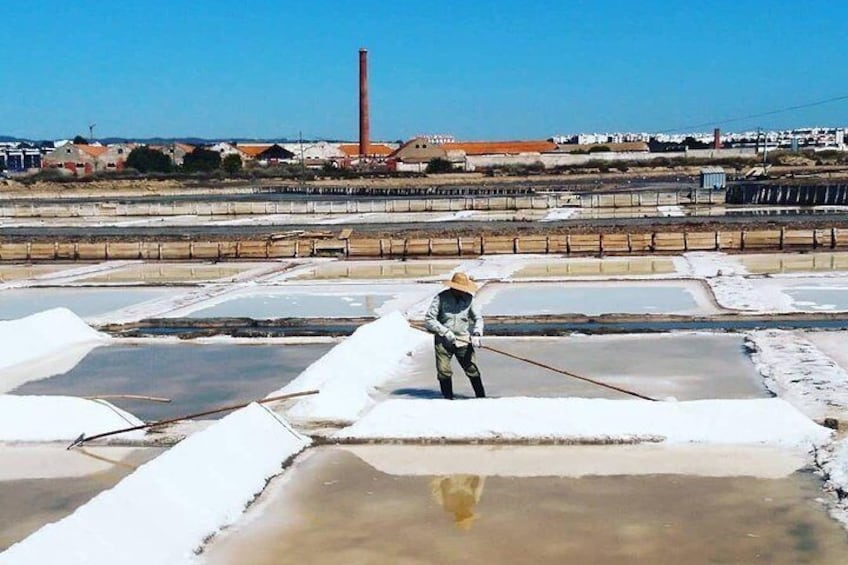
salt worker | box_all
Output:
[424,272,485,400]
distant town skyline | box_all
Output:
[2,1,846,140]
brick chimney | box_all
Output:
[713,128,721,150]
[359,48,370,157]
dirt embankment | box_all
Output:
[1,170,677,197]
[3,165,847,200]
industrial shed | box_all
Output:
[700,166,726,189]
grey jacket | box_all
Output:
[425,289,484,339]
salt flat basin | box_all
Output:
[12,341,333,421]
[187,292,395,318]
[749,277,848,312]
[0,287,175,320]
[804,331,848,370]
[75,262,269,284]
[476,280,718,316]
[185,284,439,319]
[511,256,676,279]
[291,260,460,281]
[201,445,848,565]
[381,334,767,401]
[0,445,163,551]
[0,264,80,283]
[740,252,848,274]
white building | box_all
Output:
[279,141,344,162]
[208,142,241,159]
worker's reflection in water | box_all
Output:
[430,474,486,531]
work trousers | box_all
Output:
[435,338,481,382]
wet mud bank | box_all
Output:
[100,312,848,338]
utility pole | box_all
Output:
[298,131,305,187]
[299,130,305,170]
[761,128,768,167]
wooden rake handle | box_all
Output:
[68,389,319,449]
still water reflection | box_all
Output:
[203,446,848,565]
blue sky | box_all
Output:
[2,0,846,140]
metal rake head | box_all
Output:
[66,433,86,450]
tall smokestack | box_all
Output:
[713,128,721,150]
[359,48,370,157]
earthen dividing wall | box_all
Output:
[2,227,844,262]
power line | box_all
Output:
[658,93,848,133]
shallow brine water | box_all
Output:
[186,292,397,319]
[511,257,677,278]
[0,446,163,551]
[477,281,717,317]
[381,334,767,401]
[12,342,333,421]
[77,262,266,284]
[0,287,175,320]
[292,260,460,281]
[0,264,78,282]
[740,253,848,275]
[202,446,848,565]
[784,286,848,312]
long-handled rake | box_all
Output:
[412,323,657,401]
[67,389,319,449]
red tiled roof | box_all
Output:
[442,141,556,155]
[76,145,108,158]
[338,143,394,157]
[237,144,272,157]
[440,140,557,155]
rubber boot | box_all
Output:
[469,377,486,398]
[439,379,454,400]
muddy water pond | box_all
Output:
[202,446,848,565]
[12,342,333,421]
[0,287,175,320]
[383,334,766,401]
[0,446,163,551]
[477,281,718,316]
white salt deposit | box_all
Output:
[337,397,830,447]
[0,396,144,442]
[682,252,793,312]
[746,330,848,420]
[683,252,747,278]
[540,207,579,222]
[0,403,310,565]
[657,205,685,217]
[0,308,108,392]
[817,438,848,529]
[425,210,478,222]
[277,313,431,424]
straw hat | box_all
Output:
[445,272,478,295]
